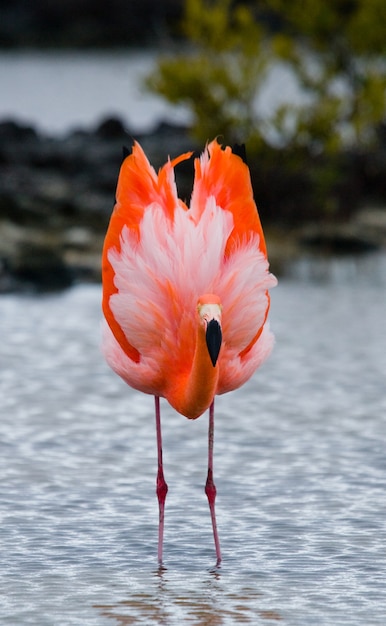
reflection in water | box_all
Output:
[96,594,168,625]
[94,569,282,624]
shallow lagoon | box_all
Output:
[1,254,385,624]
[1,48,386,626]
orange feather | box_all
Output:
[101,138,277,564]
[102,139,276,416]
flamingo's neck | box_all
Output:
[166,316,220,420]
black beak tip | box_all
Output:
[206,319,222,367]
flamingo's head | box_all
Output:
[197,294,222,367]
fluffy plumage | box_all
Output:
[102,139,277,417]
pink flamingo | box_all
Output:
[102,139,277,565]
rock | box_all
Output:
[0,119,37,143]
[11,242,74,292]
[1,115,386,292]
[95,117,127,140]
[0,115,195,292]
[298,222,381,255]
[62,226,93,249]
[354,207,386,246]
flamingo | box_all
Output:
[101,139,277,566]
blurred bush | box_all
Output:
[148,0,271,148]
[148,0,386,153]
[147,0,386,223]
[264,0,386,153]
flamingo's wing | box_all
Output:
[190,139,267,257]
[190,140,273,360]
[102,142,193,363]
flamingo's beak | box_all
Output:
[206,319,222,367]
[198,298,223,367]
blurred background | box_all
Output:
[1,3,386,625]
[0,0,385,290]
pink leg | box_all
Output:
[205,399,222,565]
[155,395,168,565]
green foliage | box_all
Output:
[147,0,271,145]
[147,0,386,154]
[265,0,386,151]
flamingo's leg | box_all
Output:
[155,395,168,565]
[205,399,222,565]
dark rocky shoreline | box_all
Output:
[0,117,196,292]
[1,116,385,293]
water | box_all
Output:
[0,49,190,135]
[1,254,386,625]
[1,49,386,624]
[0,50,300,136]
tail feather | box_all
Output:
[102,139,272,369]
[190,140,267,257]
[102,141,193,363]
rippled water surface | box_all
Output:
[1,256,386,625]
